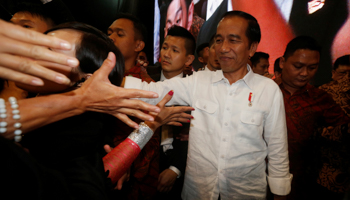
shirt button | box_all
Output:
[229,93,233,96]
[251,119,255,123]
[223,138,226,142]
[226,107,230,111]
[221,155,224,158]
[203,105,206,109]
[224,122,228,126]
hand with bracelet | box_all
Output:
[103,90,194,184]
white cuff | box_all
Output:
[169,166,181,178]
[267,174,293,195]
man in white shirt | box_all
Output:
[124,11,292,200]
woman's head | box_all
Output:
[18,22,124,94]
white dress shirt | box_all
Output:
[125,66,292,200]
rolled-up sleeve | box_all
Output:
[264,87,293,195]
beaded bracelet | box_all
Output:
[0,98,6,134]
[8,97,22,142]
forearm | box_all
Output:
[103,122,154,184]
[124,76,192,106]
[2,90,83,139]
[264,89,292,195]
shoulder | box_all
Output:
[251,73,280,90]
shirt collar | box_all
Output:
[160,70,183,81]
[212,64,255,89]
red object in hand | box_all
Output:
[103,138,141,184]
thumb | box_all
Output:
[103,144,113,153]
[157,90,174,107]
[94,52,116,80]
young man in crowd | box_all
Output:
[107,14,157,199]
[319,54,350,115]
[330,55,350,81]
[146,25,195,200]
[203,35,221,71]
[124,11,291,200]
[279,36,350,200]
[197,43,209,69]
[273,57,282,84]
[250,51,272,77]
[107,13,153,83]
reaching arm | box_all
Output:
[103,91,194,184]
[1,53,161,140]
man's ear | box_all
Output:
[279,57,285,69]
[198,56,204,63]
[248,42,258,57]
[185,54,195,66]
[134,40,145,52]
[331,70,336,79]
[275,71,281,77]
[186,2,194,31]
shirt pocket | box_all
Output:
[240,110,263,126]
[195,99,218,114]
[193,99,218,134]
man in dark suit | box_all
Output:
[147,25,195,200]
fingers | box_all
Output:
[0,65,44,86]
[117,88,159,100]
[114,113,140,129]
[0,53,71,85]
[116,172,129,190]
[115,107,155,122]
[114,97,160,113]
[0,19,74,50]
[0,35,79,68]
[166,122,183,126]
[35,60,73,74]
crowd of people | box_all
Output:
[1,1,350,200]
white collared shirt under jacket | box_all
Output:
[124,66,292,200]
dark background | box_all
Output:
[0,0,156,66]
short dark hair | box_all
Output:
[167,25,196,55]
[14,1,74,26]
[274,57,282,73]
[196,43,209,57]
[333,55,350,70]
[283,36,321,60]
[209,34,216,48]
[220,11,261,46]
[114,13,147,42]
[250,52,269,67]
[46,22,124,86]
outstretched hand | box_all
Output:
[0,19,80,86]
[145,90,194,131]
[76,52,161,129]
